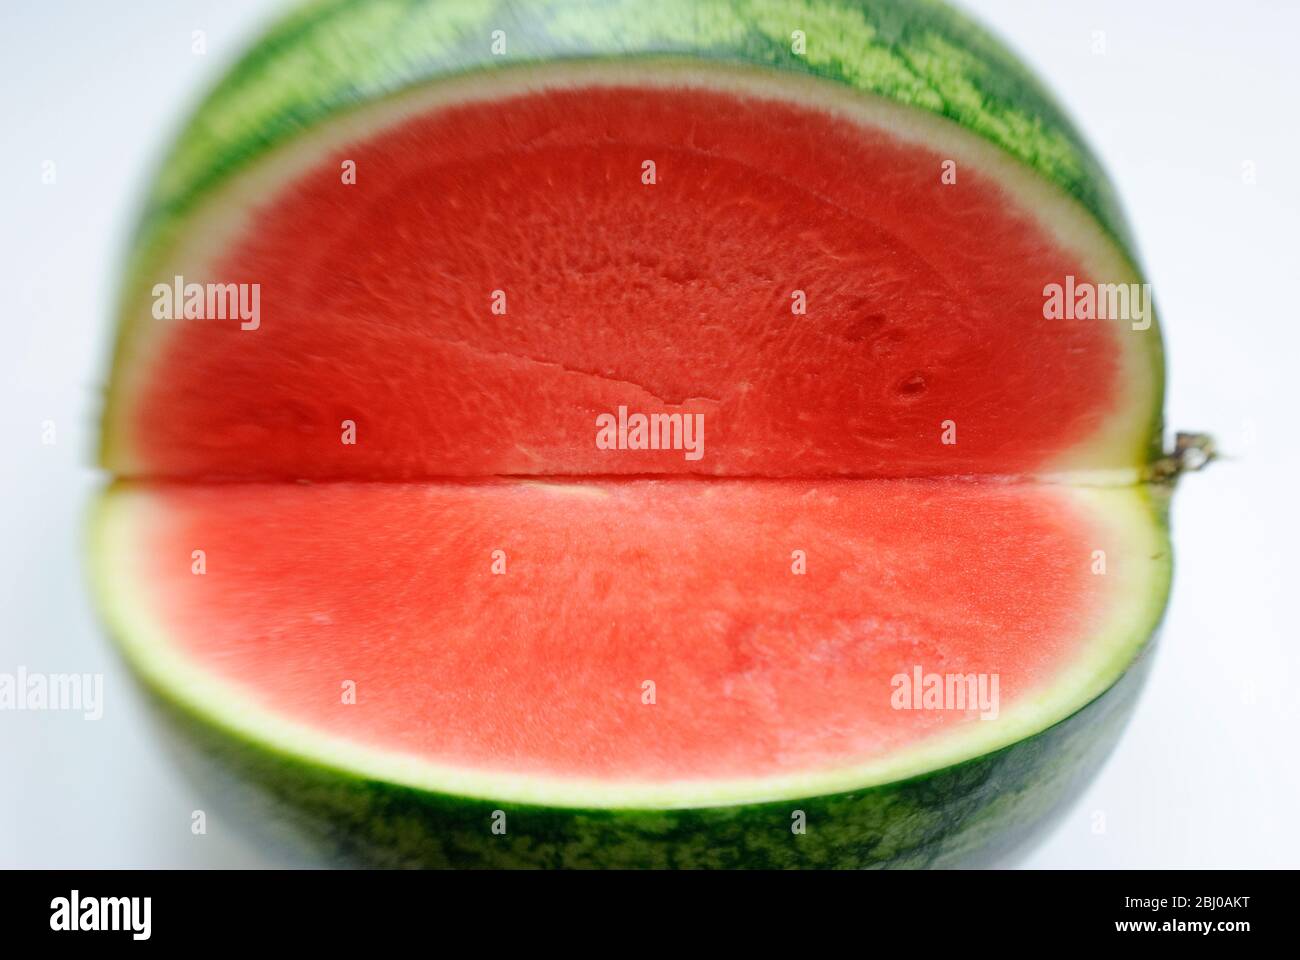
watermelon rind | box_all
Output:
[141,645,1156,868]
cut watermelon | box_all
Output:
[91,0,1180,867]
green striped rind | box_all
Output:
[125,0,1140,291]
[143,643,1153,868]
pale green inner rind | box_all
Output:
[90,482,1172,811]
[103,61,1164,479]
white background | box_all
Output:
[1,0,1296,868]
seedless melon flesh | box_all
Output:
[94,479,1167,810]
[104,74,1159,482]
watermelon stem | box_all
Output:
[1151,432,1216,483]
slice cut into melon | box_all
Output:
[104,70,1161,482]
[94,479,1169,810]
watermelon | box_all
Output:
[91,0,1184,867]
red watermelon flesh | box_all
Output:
[100,478,1153,788]
[109,85,1144,481]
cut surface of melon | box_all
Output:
[94,479,1168,808]
[105,67,1161,482]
